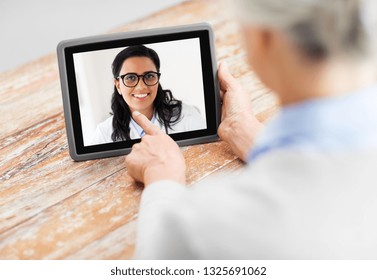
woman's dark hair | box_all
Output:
[111,45,182,141]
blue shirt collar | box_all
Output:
[248,84,377,162]
[130,112,157,137]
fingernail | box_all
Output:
[132,111,141,117]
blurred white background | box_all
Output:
[0,0,184,72]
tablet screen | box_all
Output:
[58,24,219,160]
[73,38,206,146]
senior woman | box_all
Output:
[126,0,377,259]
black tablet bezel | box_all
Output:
[57,23,220,161]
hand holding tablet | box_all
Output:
[57,23,220,161]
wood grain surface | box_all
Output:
[0,0,278,259]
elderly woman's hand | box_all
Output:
[125,111,186,186]
[217,62,263,162]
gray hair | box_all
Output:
[237,0,377,60]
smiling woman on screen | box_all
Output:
[90,45,206,145]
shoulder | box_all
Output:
[138,151,377,258]
[96,115,114,137]
[180,103,202,117]
[167,103,206,132]
[192,151,377,258]
[97,115,113,130]
[90,115,114,145]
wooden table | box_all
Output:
[0,0,277,259]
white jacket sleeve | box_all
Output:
[133,180,196,259]
[133,151,377,259]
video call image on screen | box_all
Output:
[73,38,207,147]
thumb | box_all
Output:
[132,111,162,136]
[218,61,237,91]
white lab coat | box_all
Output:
[134,150,377,259]
[90,103,206,145]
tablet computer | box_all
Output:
[57,23,220,161]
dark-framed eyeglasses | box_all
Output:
[117,71,161,87]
